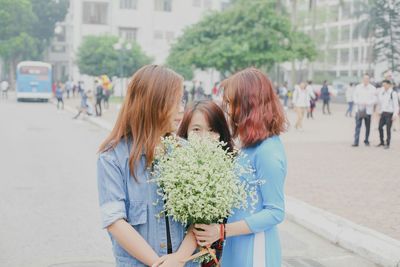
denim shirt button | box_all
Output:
[160,242,167,249]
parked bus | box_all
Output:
[16,61,52,101]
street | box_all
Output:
[0,96,379,267]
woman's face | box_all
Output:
[188,111,220,140]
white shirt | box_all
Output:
[378,87,399,116]
[1,81,9,91]
[345,85,355,102]
[353,83,377,115]
[293,86,315,108]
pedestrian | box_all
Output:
[182,85,189,107]
[95,80,103,116]
[72,83,77,98]
[190,80,196,102]
[306,81,316,119]
[55,82,64,110]
[193,67,287,267]
[103,86,111,110]
[73,90,92,119]
[352,74,377,147]
[65,80,72,99]
[97,65,198,267]
[280,82,289,108]
[376,80,399,149]
[1,79,9,99]
[293,82,315,129]
[345,82,355,117]
[320,80,331,115]
[195,81,205,100]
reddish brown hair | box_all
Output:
[177,100,234,153]
[221,68,287,147]
[99,65,183,179]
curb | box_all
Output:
[54,100,400,267]
[286,196,400,267]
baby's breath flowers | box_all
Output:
[151,134,262,265]
[152,134,251,226]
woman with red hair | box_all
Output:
[193,68,287,267]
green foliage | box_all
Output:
[77,35,153,77]
[167,0,317,77]
[0,0,69,61]
[354,0,400,72]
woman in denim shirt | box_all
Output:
[97,65,198,267]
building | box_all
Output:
[282,0,391,86]
[48,0,229,83]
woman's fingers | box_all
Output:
[152,255,168,267]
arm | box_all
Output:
[393,92,399,119]
[194,143,286,243]
[108,219,159,265]
[97,154,159,266]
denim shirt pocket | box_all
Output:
[127,200,148,225]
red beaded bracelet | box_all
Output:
[219,224,225,241]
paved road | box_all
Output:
[0,96,378,267]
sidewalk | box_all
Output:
[61,97,400,266]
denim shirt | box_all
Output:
[97,139,198,267]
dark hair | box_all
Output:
[382,79,392,85]
[177,100,234,153]
[221,67,287,147]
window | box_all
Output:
[340,25,350,42]
[119,27,138,42]
[83,2,108,24]
[166,31,175,42]
[51,44,66,53]
[193,0,201,7]
[353,47,359,62]
[154,0,172,12]
[154,30,164,39]
[203,0,212,9]
[328,49,338,64]
[120,0,138,9]
[340,48,350,64]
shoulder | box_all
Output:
[98,139,130,166]
[254,136,286,163]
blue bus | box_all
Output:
[16,61,52,101]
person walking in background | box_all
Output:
[376,80,399,149]
[352,74,377,147]
[320,81,331,115]
[293,82,315,130]
[280,82,289,108]
[103,85,111,110]
[55,82,64,110]
[306,81,317,119]
[346,82,355,117]
[1,79,9,99]
[95,80,103,117]
[65,80,72,99]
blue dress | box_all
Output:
[221,136,287,267]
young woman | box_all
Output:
[97,65,197,267]
[193,68,287,267]
[177,100,234,267]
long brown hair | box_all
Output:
[177,100,234,153]
[99,65,183,178]
[221,67,287,147]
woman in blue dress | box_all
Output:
[193,68,287,267]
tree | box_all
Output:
[354,0,400,74]
[167,0,317,80]
[30,0,69,57]
[77,35,153,77]
[0,0,69,83]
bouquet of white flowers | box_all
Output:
[152,134,255,264]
